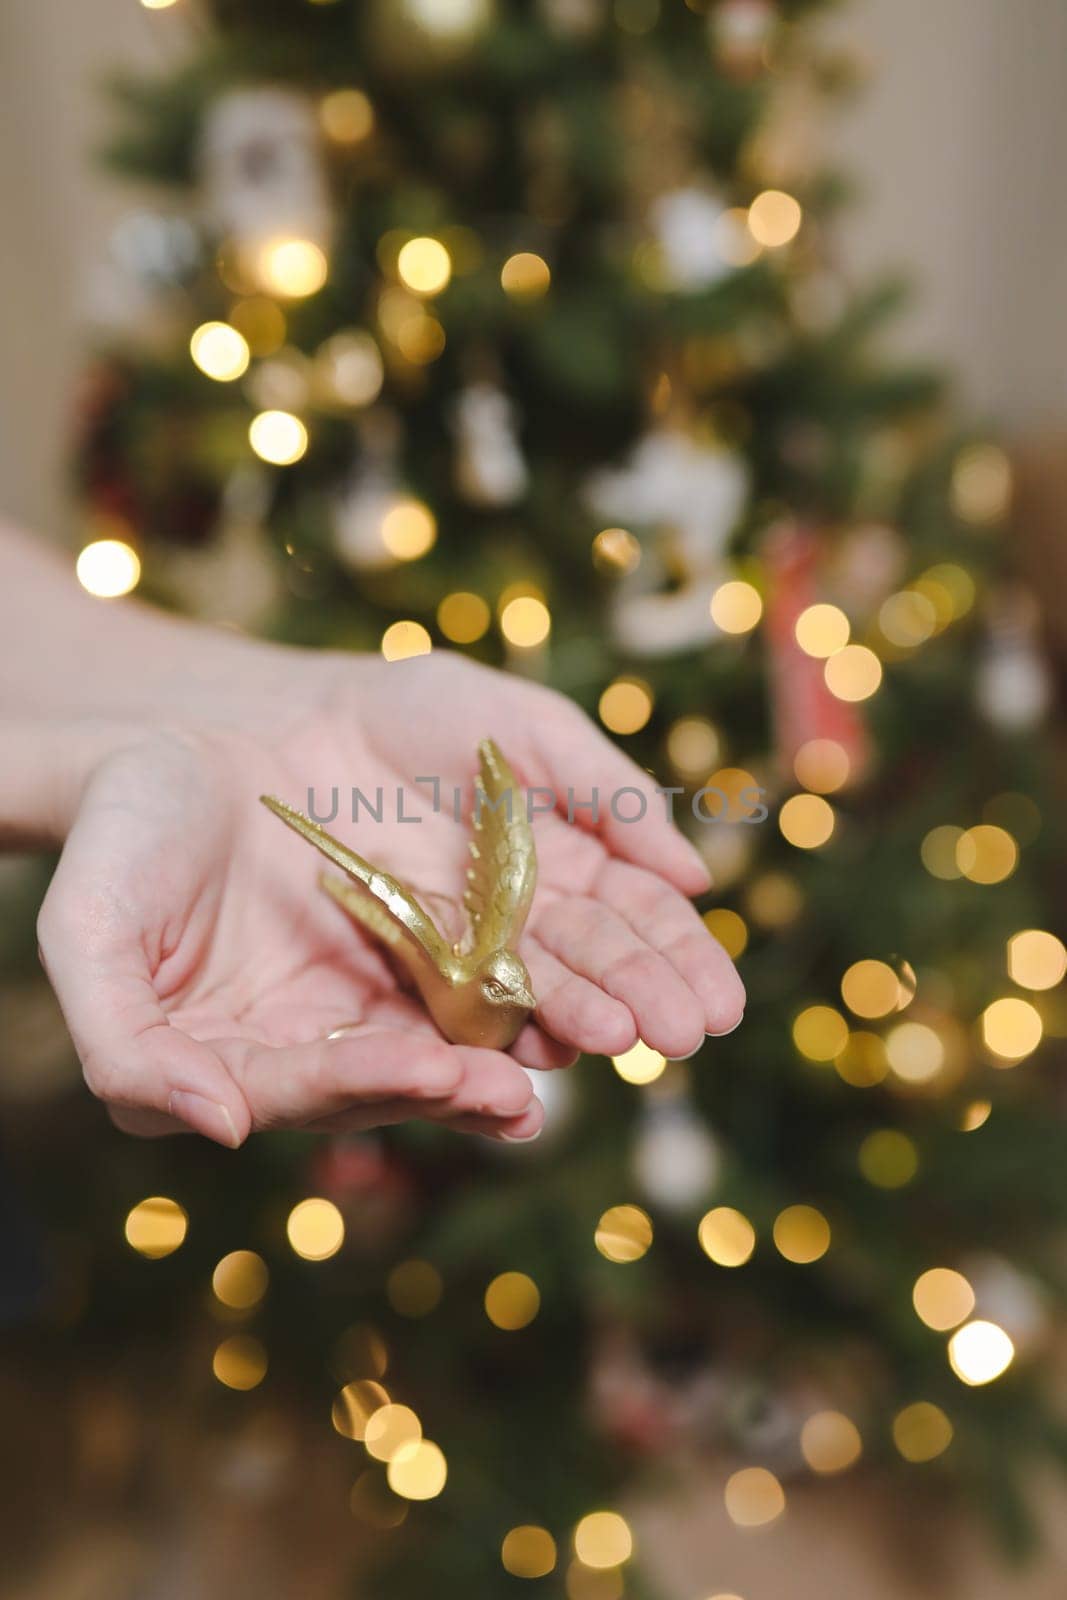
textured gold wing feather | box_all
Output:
[463,739,537,960]
[259,796,453,973]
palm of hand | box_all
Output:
[39,655,743,1145]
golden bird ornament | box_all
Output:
[260,738,538,1049]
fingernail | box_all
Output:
[499,1127,542,1143]
[169,1091,240,1148]
[706,1012,745,1038]
[673,1039,706,1061]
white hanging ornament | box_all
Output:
[451,382,528,507]
[649,187,732,293]
[585,429,749,657]
[976,592,1052,732]
[403,0,493,40]
[86,210,201,338]
[200,87,332,266]
[633,1090,721,1212]
[709,0,778,74]
[334,469,406,573]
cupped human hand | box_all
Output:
[37,652,744,1145]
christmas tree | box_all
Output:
[13,0,1067,1591]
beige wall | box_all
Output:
[0,0,1064,540]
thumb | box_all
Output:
[37,891,251,1148]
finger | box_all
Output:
[522,937,637,1057]
[534,702,710,895]
[218,1031,536,1132]
[38,880,253,1148]
[509,1020,580,1071]
[532,897,706,1059]
[593,860,746,1035]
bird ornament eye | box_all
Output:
[483,977,509,1001]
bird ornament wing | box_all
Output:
[259,795,453,976]
[462,738,537,960]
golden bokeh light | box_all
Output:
[699,767,761,823]
[858,1129,918,1189]
[773,1205,831,1264]
[502,1526,558,1579]
[724,1467,786,1527]
[667,716,721,778]
[485,1271,541,1330]
[779,794,835,849]
[792,1004,849,1063]
[249,409,308,465]
[213,1334,268,1391]
[951,443,1012,525]
[190,320,250,382]
[257,237,328,297]
[698,1206,756,1267]
[824,644,883,702]
[948,1320,1014,1386]
[886,1021,945,1084]
[286,1197,345,1260]
[841,959,903,1020]
[381,498,437,561]
[592,526,641,574]
[981,996,1043,1064]
[319,87,375,144]
[612,1041,666,1085]
[124,1196,187,1258]
[501,252,552,300]
[212,1250,269,1310]
[704,908,749,960]
[746,871,804,929]
[793,738,850,794]
[381,620,433,661]
[598,677,654,735]
[961,1099,992,1132]
[747,189,803,248]
[912,1268,975,1332]
[365,1403,422,1462]
[956,825,1018,885]
[921,825,965,880]
[924,562,977,619]
[595,1204,653,1264]
[397,236,452,295]
[437,590,491,643]
[893,1402,954,1463]
[800,1411,862,1475]
[1007,929,1067,991]
[878,590,938,649]
[387,1438,448,1500]
[500,595,551,648]
[332,1379,390,1440]
[710,580,763,634]
[794,603,849,659]
[387,1259,443,1318]
[396,309,447,364]
[834,1030,889,1088]
[140,0,180,9]
[76,538,142,599]
[316,330,384,407]
[573,1511,633,1569]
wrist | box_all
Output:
[0,716,141,849]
